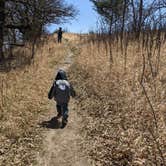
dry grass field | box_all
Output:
[0,33,165,165]
[0,35,67,165]
[69,36,166,165]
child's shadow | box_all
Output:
[39,117,61,129]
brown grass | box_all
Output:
[0,35,67,165]
[0,32,165,165]
[69,36,166,165]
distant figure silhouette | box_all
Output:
[57,27,63,43]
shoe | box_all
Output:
[61,119,68,129]
[61,122,66,129]
[56,113,61,119]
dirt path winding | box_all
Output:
[36,43,90,166]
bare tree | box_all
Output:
[0,0,76,61]
[0,0,5,61]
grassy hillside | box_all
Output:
[69,36,166,165]
[0,33,165,165]
[0,35,67,165]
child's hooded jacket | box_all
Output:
[48,70,75,104]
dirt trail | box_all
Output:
[37,43,90,166]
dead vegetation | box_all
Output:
[0,32,165,165]
[0,35,67,165]
[69,34,166,165]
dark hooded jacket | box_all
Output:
[48,70,76,104]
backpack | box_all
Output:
[54,80,71,104]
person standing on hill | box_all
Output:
[57,27,63,43]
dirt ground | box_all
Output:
[36,39,91,166]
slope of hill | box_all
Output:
[0,35,68,165]
[0,33,165,166]
[69,36,166,165]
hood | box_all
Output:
[55,69,67,80]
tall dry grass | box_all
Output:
[69,35,166,165]
[0,36,67,165]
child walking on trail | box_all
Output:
[48,69,76,128]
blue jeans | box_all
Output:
[56,103,69,120]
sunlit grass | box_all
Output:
[0,35,67,165]
[69,36,166,165]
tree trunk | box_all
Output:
[138,0,143,38]
[131,0,137,36]
[121,0,127,51]
[0,0,5,61]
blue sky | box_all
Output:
[48,0,99,33]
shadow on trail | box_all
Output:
[39,117,62,129]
